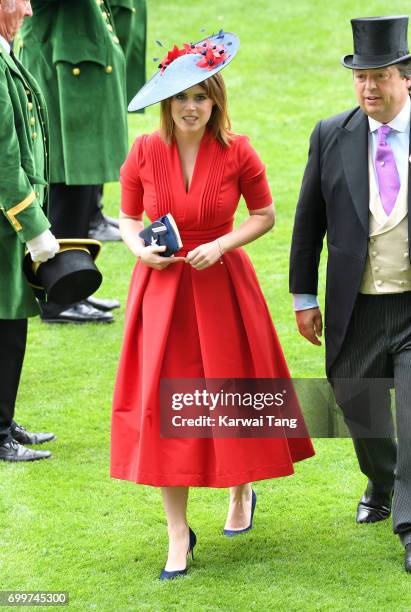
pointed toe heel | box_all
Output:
[159,568,188,581]
[188,526,197,560]
[159,526,197,581]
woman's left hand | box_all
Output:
[186,240,223,270]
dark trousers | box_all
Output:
[330,292,411,544]
[0,319,27,443]
[41,184,100,317]
[89,185,105,227]
[48,183,100,238]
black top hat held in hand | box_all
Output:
[342,15,411,69]
[24,239,103,305]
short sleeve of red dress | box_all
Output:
[120,136,145,217]
[236,135,272,210]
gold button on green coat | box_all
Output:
[0,48,50,318]
[19,0,128,186]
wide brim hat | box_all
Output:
[128,30,240,112]
[23,239,102,305]
[342,15,411,69]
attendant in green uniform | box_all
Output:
[19,0,128,323]
[0,0,57,461]
[89,0,147,241]
[109,0,146,105]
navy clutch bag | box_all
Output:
[139,213,183,257]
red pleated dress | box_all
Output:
[110,129,314,487]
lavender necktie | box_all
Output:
[375,125,401,216]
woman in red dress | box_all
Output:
[111,31,314,579]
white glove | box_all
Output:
[26,230,60,263]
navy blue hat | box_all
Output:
[342,16,411,69]
[128,30,240,112]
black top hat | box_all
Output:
[342,15,411,69]
[23,239,103,305]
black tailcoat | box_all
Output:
[289,105,411,374]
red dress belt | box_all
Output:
[177,222,233,252]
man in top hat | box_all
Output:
[18,0,128,323]
[0,0,58,461]
[290,15,411,571]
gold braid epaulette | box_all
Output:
[5,191,35,231]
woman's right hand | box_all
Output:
[138,245,186,270]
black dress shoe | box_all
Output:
[89,206,119,230]
[11,422,55,445]
[41,301,114,324]
[88,220,122,242]
[356,490,392,523]
[104,215,120,229]
[0,439,51,462]
[405,544,411,573]
[86,296,120,311]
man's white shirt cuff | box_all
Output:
[293,294,319,311]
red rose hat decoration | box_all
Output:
[195,40,228,70]
[159,44,193,73]
[159,40,229,73]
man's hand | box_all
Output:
[26,229,60,263]
[295,307,323,346]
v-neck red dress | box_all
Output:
[110,129,314,487]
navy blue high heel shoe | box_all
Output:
[223,489,257,537]
[159,526,197,581]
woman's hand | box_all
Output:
[139,244,185,270]
[186,240,222,270]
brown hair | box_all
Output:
[160,72,232,147]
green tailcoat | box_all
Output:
[109,0,147,105]
[0,47,50,319]
[19,0,128,185]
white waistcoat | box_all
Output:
[359,150,410,294]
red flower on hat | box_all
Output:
[158,39,228,73]
[158,44,192,73]
[195,40,228,70]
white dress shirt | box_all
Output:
[0,34,11,54]
[369,95,410,188]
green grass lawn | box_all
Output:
[3,0,411,609]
